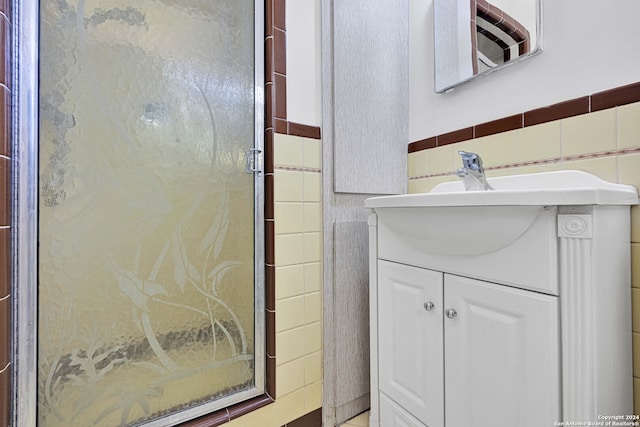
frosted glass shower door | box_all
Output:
[36,1,263,426]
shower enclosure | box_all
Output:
[14,0,264,425]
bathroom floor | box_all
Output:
[340,411,370,427]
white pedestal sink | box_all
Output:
[365,171,639,427]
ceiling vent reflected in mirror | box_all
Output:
[434,0,542,93]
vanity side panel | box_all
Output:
[376,207,559,295]
[368,212,380,427]
[592,206,634,416]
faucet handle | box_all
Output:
[458,151,484,172]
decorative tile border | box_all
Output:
[408,81,640,153]
[274,165,322,174]
[409,146,640,180]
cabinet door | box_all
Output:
[444,275,560,427]
[378,261,444,427]
[380,392,427,427]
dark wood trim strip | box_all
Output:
[591,81,640,112]
[283,407,322,427]
[0,157,8,226]
[438,127,474,146]
[0,228,8,298]
[229,394,274,421]
[287,122,321,139]
[266,355,276,398]
[0,296,8,371]
[273,28,286,76]
[523,96,589,127]
[274,0,286,31]
[274,73,287,120]
[266,310,276,355]
[0,368,8,427]
[182,408,230,427]
[410,81,640,153]
[475,113,522,138]
[408,137,436,153]
[274,118,288,134]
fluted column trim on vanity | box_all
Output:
[558,214,595,422]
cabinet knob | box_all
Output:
[423,302,435,311]
[445,308,458,319]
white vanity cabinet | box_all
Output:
[365,171,638,427]
[377,260,559,427]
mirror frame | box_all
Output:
[434,0,543,93]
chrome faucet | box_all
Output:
[456,151,493,191]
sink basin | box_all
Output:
[365,171,639,256]
[366,170,639,208]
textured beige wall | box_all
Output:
[227,133,323,427]
[408,101,640,414]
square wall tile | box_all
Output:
[427,145,453,175]
[634,332,640,378]
[561,108,616,157]
[275,234,304,266]
[479,131,518,167]
[303,172,321,202]
[618,102,640,149]
[304,292,322,324]
[304,381,323,412]
[276,295,305,332]
[275,202,304,235]
[632,206,640,244]
[516,121,562,162]
[276,326,307,365]
[302,139,322,169]
[634,288,640,333]
[619,154,640,192]
[303,262,322,293]
[274,170,304,202]
[408,150,428,178]
[408,178,429,194]
[304,322,322,354]
[274,134,303,167]
[560,157,618,184]
[303,203,321,232]
[635,377,640,416]
[633,244,640,288]
[304,351,322,384]
[276,265,305,299]
[275,388,306,427]
[276,358,305,398]
[303,232,321,263]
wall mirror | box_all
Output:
[434,0,542,93]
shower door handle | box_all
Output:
[245,148,262,174]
